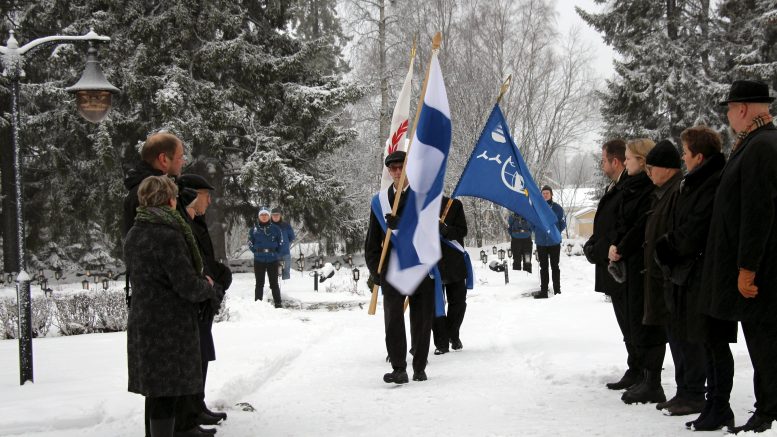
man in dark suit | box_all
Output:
[583,139,635,390]
[703,80,777,434]
[433,197,470,355]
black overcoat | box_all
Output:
[438,197,468,284]
[584,170,629,295]
[702,124,777,322]
[643,171,682,326]
[614,171,665,346]
[124,221,220,397]
[657,153,730,342]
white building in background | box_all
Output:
[554,187,599,239]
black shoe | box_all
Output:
[554,289,560,295]
[198,427,217,436]
[450,339,463,350]
[203,408,227,421]
[685,399,713,429]
[665,398,705,416]
[195,411,223,426]
[533,290,548,299]
[434,348,448,355]
[274,304,282,308]
[175,426,216,437]
[728,412,772,434]
[413,371,427,381]
[606,369,640,390]
[383,369,408,384]
[690,401,734,431]
[656,394,680,411]
[621,371,665,405]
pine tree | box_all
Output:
[578,0,726,144]
[0,0,362,267]
[717,0,777,88]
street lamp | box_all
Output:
[102,278,109,291]
[352,268,360,282]
[1,28,118,386]
[81,279,90,290]
[334,261,342,271]
[498,249,505,261]
[492,246,497,255]
[507,249,512,259]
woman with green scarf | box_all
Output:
[124,175,223,437]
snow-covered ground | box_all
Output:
[0,248,771,436]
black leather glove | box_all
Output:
[367,273,381,289]
[384,213,400,229]
[583,241,595,264]
[439,222,449,238]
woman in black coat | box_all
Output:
[655,126,735,429]
[609,138,667,405]
[124,175,222,437]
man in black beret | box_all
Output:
[702,80,777,433]
[365,150,436,384]
[177,173,232,431]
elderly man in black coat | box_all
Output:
[584,139,636,390]
[702,80,777,434]
[179,174,232,428]
[432,196,470,355]
[124,175,222,437]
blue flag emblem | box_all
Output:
[452,105,561,245]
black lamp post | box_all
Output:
[81,279,90,290]
[498,248,505,261]
[102,278,109,291]
[298,253,305,272]
[40,278,48,292]
[345,255,353,268]
[54,269,62,281]
[507,248,512,258]
[492,246,497,255]
[352,268,360,282]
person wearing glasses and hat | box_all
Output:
[700,79,777,434]
[249,207,283,307]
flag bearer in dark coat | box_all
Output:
[583,139,636,390]
[534,186,566,298]
[642,141,696,416]
[653,126,734,429]
[433,196,471,355]
[507,212,533,272]
[249,208,283,307]
[365,150,436,384]
[178,174,232,426]
[608,138,668,405]
[701,80,777,434]
[124,176,223,437]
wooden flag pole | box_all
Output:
[437,74,513,225]
[368,32,443,315]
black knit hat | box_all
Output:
[384,150,406,167]
[271,207,281,214]
[646,140,681,169]
[178,174,215,191]
[541,185,553,196]
[719,80,775,106]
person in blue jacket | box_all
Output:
[507,212,533,273]
[248,207,283,307]
[271,208,295,280]
[534,185,566,299]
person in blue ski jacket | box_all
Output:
[534,185,566,298]
[248,207,283,307]
[507,212,533,273]
[271,208,295,280]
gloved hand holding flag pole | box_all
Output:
[368,32,450,315]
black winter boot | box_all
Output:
[685,399,713,429]
[728,412,773,434]
[606,368,640,390]
[202,408,227,421]
[150,418,175,437]
[174,425,215,436]
[383,369,409,384]
[621,370,666,404]
[533,290,548,299]
[689,400,734,431]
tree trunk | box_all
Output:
[378,0,389,147]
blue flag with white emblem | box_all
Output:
[385,50,451,296]
[452,104,561,245]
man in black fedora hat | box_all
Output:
[701,79,777,433]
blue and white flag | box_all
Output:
[452,104,561,245]
[385,51,452,296]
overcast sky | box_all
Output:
[556,0,616,80]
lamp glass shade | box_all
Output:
[75,90,112,123]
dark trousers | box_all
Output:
[667,328,706,400]
[254,260,281,304]
[384,277,435,373]
[145,396,180,436]
[610,289,638,371]
[742,320,777,418]
[196,360,210,410]
[537,245,561,293]
[510,237,533,272]
[705,341,734,405]
[432,280,467,350]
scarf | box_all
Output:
[733,113,774,150]
[135,205,204,275]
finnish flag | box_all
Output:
[386,51,451,296]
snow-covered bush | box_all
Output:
[53,293,96,336]
[0,297,54,339]
[0,298,18,339]
[91,292,128,333]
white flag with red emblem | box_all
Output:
[381,55,415,190]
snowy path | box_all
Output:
[0,254,770,436]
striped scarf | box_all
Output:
[733,113,774,150]
[134,205,204,275]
